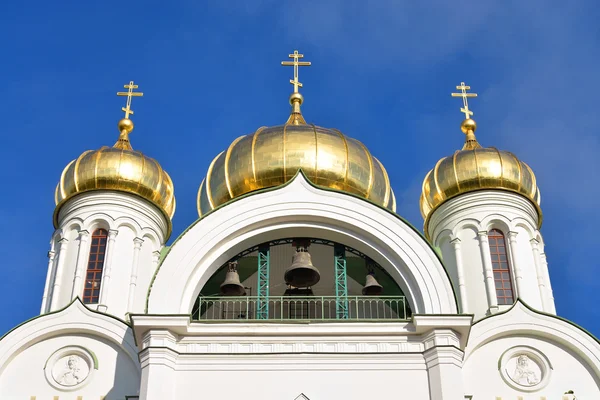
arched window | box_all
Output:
[82,229,108,304]
[488,229,514,305]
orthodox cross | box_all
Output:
[451,82,478,119]
[281,50,311,93]
[117,81,144,119]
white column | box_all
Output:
[71,230,90,301]
[450,238,469,313]
[40,250,56,314]
[477,231,498,313]
[530,238,550,312]
[97,229,119,312]
[49,238,69,311]
[541,252,556,314]
[127,237,145,314]
[507,231,525,299]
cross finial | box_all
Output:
[451,82,478,120]
[281,50,311,94]
[117,81,144,119]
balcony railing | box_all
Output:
[192,295,409,322]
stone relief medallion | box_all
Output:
[44,346,96,391]
[499,346,552,392]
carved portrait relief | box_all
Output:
[52,354,89,386]
[45,346,96,391]
[507,354,541,386]
[499,346,551,392]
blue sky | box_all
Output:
[0,1,599,336]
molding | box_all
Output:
[56,191,168,243]
[0,298,138,376]
[147,174,458,316]
[428,190,540,244]
[465,300,600,379]
[131,314,472,355]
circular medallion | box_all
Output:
[44,346,96,391]
[499,346,552,392]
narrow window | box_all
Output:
[82,229,108,304]
[488,229,514,305]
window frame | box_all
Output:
[488,228,515,305]
[82,228,108,304]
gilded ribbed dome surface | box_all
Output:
[197,111,396,216]
[420,119,541,235]
[55,119,176,225]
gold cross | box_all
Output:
[451,82,478,119]
[281,50,311,93]
[116,81,143,119]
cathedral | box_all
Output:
[0,51,597,400]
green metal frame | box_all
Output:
[334,244,349,319]
[256,245,270,319]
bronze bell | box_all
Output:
[284,247,321,287]
[220,262,246,296]
[362,273,383,296]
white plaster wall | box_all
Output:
[171,358,430,400]
[132,241,155,313]
[514,225,543,310]
[107,225,135,319]
[428,191,555,318]
[464,335,600,398]
[46,191,168,320]
[458,227,488,317]
[0,334,140,400]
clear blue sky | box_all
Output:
[1,1,599,336]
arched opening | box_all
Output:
[488,229,514,305]
[82,228,108,304]
[191,238,412,321]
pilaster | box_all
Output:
[507,231,525,298]
[49,238,69,310]
[530,238,550,312]
[71,230,90,301]
[40,250,56,314]
[422,329,465,400]
[97,229,119,312]
[540,252,556,314]
[127,237,145,314]
[450,238,468,313]
[477,231,498,314]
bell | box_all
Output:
[220,262,246,296]
[362,273,383,296]
[284,247,321,287]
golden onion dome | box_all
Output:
[54,118,176,234]
[197,93,395,216]
[420,118,541,237]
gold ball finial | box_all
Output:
[289,92,304,105]
[118,118,134,133]
[460,118,477,134]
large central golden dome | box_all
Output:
[197,94,395,216]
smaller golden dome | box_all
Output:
[420,119,541,237]
[54,118,176,234]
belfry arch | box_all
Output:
[191,238,413,321]
[147,175,458,315]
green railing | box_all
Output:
[192,296,408,322]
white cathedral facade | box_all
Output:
[0,59,598,399]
